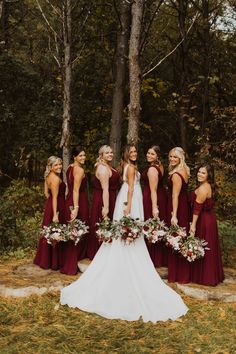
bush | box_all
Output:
[218,221,236,267]
[0,180,44,251]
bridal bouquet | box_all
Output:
[142,218,168,243]
[179,235,209,262]
[65,219,89,245]
[165,224,187,252]
[96,218,114,243]
[41,220,89,245]
[41,222,67,246]
[113,216,142,244]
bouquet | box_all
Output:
[41,219,89,246]
[113,216,142,244]
[165,224,187,252]
[96,218,114,243]
[41,222,67,246]
[179,235,209,262]
[65,219,89,245]
[142,218,168,243]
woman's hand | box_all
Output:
[70,206,79,221]
[171,214,178,226]
[102,206,109,219]
[189,223,196,236]
[53,212,59,223]
[152,207,159,219]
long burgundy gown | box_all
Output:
[167,172,191,283]
[87,168,120,260]
[34,181,66,270]
[60,165,90,275]
[142,165,168,267]
[189,192,224,286]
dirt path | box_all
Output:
[0,257,236,302]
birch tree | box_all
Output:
[127,0,144,145]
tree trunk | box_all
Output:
[127,0,144,146]
[60,0,71,180]
[178,0,188,151]
[201,0,211,134]
[110,0,131,165]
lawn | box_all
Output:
[0,292,235,354]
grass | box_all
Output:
[0,293,235,354]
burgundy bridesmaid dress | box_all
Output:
[34,182,66,270]
[60,165,90,275]
[87,168,120,260]
[189,192,224,286]
[142,165,168,267]
[167,172,191,283]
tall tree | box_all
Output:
[110,0,131,165]
[127,0,144,145]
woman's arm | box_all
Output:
[147,166,159,218]
[190,185,208,235]
[97,165,110,219]
[70,166,84,221]
[44,180,49,199]
[124,165,135,216]
[50,175,60,223]
[171,173,182,225]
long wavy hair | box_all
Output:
[118,144,137,174]
[168,147,190,176]
[197,163,216,198]
[148,145,162,165]
[71,145,84,159]
[95,145,112,167]
[44,156,62,178]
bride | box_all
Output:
[60,145,188,323]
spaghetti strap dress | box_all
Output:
[142,165,168,267]
[60,165,89,275]
[34,182,66,270]
[167,172,191,283]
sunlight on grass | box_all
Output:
[0,293,235,353]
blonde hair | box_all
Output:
[168,147,190,176]
[95,145,112,167]
[44,156,62,178]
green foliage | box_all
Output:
[218,221,236,267]
[0,180,44,251]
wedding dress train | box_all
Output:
[60,166,188,322]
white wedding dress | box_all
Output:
[60,165,188,322]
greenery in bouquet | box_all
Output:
[142,218,168,243]
[165,224,187,252]
[96,218,114,243]
[40,222,67,246]
[179,235,209,262]
[112,216,142,244]
[65,219,89,245]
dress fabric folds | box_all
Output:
[189,192,224,286]
[60,166,188,322]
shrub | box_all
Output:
[0,180,44,251]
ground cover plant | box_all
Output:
[0,292,235,353]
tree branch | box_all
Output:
[143,12,199,77]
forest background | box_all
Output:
[0,0,235,264]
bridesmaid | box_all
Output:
[87,145,120,260]
[34,156,65,270]
[189,163,224,286]
[142,145,168,267]
[60,146,89,275]
[167,147,191,283]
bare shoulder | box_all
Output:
[96,164,110,177]
[73,165,84,176]
[148,166,158,177]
